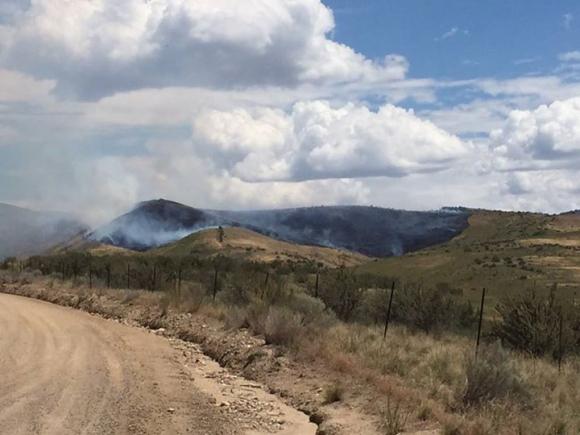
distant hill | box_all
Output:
[0,203,88,260]
[358,210,580,304]
[90,199,470,257]
[89,199,214,251]
[149,226,368,267]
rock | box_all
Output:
[167,407,175,413]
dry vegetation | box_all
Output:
[50,226,367,268]
[360,210,580,307]
[1,255,579,434]
[150,227,368,268]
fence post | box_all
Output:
[260,271,270,299]
[383,281,396,339]
[152,265,157,291]
[475,287,487,358]
[88,262,93,289]
[558,308,564,373]
[315,270,320,298]
[107,264,111,289]
[177,267,182,299]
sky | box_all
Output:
[1,0,580,225]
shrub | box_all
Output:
[224,306,249,330]
[378,397,408,435]
[181,282,206,313]
[322,382,344,404]
[263,306,304,346]
[492,289,579,357]
[391,285,477,333]
[462,342,529,407]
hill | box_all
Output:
[359,209,580,303]
[49,233,133,257]
[91,199,470,257]
[149,226,368,267]
[0,203,87,260]
[89,199,216,251]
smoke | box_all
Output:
[0,203,88,259]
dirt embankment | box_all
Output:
[0,277,383,435]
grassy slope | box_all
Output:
[49,234,134,256]
[359,210,580,305]
[149,226,368,268]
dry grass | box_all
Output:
[297,321,580,434]
[149,226,368,267]
[2,270,579,434]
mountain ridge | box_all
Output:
[89,198,471,257]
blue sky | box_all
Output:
[326,0,580,80]
[1,0,580,224]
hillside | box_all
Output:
[0,203,87,259]
[49,234,133,257]
[149,226,368,267]
[91,199,470,257]
[89,199,216,251]
[359,209,580,303]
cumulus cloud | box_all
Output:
[0,0,407,99]
[191,101,469,182]
[491,97,580,169]
[500,170,580,212]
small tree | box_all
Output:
[492,286,579,358]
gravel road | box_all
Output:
[0,293,313,435]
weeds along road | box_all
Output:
[0,293,239,435]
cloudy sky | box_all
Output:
[2,0,580,225]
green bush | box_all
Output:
[391,285,477,334]
[492,289,579,357]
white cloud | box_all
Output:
[476,76,580,103]
[0,0,407,99]
[491,97,580,169]
[191,100,469,182]
[559,51,580,62]
[500,170,580,212]
[436,27,469,41]
[0,69,55,102]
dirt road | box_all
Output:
[0,293,315,435]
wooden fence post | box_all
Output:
[212,269,219,301]
[558,308,564,373]
[475,288,487,358]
